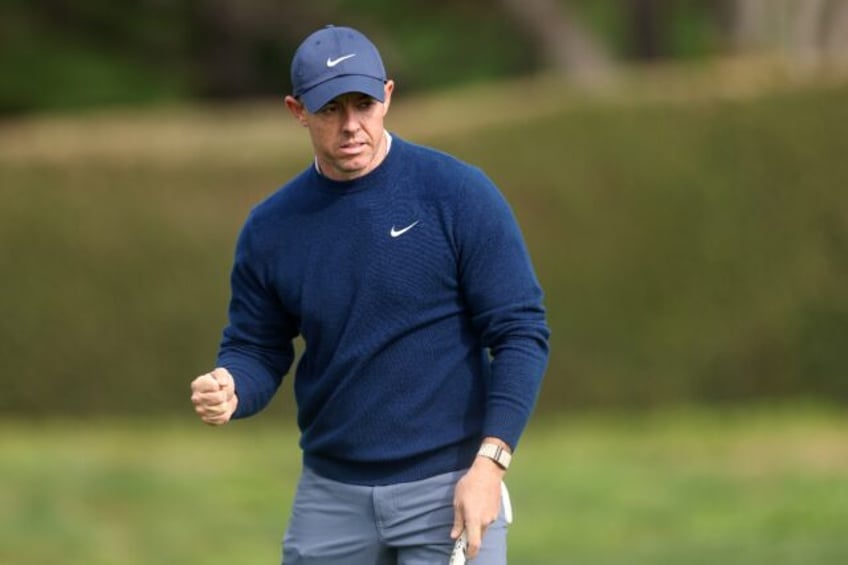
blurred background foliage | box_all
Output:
[4,0,848,114]
[1,0,848,417]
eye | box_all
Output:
[318,103,338,115]
[358,98,376,110]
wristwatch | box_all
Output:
[477,443,512,470]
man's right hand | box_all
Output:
[190,368,238,425]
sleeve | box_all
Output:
[454,167,550,450]
[216,219,297,419]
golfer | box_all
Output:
[190,25,549,564]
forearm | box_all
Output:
[455,169,550,449]
[482,326,549,449]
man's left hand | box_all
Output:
[451,439,509,559]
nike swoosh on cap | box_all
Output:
[326,54,356,67]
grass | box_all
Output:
[510,405,848,564]
[1,404,847,564]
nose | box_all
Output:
[340,104,359,134]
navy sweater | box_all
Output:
[217,136,549,485]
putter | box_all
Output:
[449,482,513,564]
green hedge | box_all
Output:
[1,77,846,416]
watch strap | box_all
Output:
[477,443,512,470]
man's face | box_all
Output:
[286,81,394,181]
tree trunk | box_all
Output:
[824,0,848,68]
[792,0,827,67]
[498,0,613,82]
[728,0,769,51]
[726,0,848,70]
[629,0,665,60]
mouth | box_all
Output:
[338,140,367,155]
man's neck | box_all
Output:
[314,130,393,177]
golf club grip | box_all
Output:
[448,531,467,565]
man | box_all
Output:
[190,25,549,564]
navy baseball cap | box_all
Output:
[291,25,387,113]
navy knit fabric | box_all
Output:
[217,136,549,485]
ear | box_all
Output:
[381,80,395,114]
[285,95,309,127]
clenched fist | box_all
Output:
[190,368,238,425]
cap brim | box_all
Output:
[300,75,386,113]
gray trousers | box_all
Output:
[282,467,509,564]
